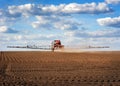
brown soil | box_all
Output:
[0,51,120,86]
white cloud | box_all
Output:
[1,33,55,46]
[0,18,6,25]
[88,29,120,37]
[32,15,81,30]
[64,28,120,38]
[0,3,113,31]
[42,4,64,13]
[105,0,120,4]
[0,26,18,33]
[64,31,75,37]
[8,4,36,17]
[86,37,120,45]
[32,16,51,29]
[32,21,40,28]
[0,26,8,33]
[97,16,120,28]
[54,20,80,30]
[14,35,22,40]
[63,34,120,46]
[54,23,72,30]
[63,29,120,46]
[0,34,22,42]
[62,2,112,14]
[3,2,113,19]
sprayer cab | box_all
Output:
[51,40,64,51]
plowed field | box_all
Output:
[0,51,120,86]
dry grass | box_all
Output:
[0,51,120,86]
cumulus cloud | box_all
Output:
[32,16,52,29]
[61,2,113,14]
[0,2,113,19]
[53,20,81,30]
[0,2,114,31]
[32,21,52,29]
[26,34,62,41]
[105,0,120,4]
[63,32,120,46]
[32,15,81,30]
[86,37,120,45]
[0,12,19,26]
[7,4,42,18]
[14,35,23,40]
[42,2,113,14]
[97,16,120,28]
[0,33,61,45]
[0,26,8,33]
[64,28,120,38]
[0,34,23,42]
[88,29,120,37]
[0,26,18,33]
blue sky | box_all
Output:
[0,0,120,51]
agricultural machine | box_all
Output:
[51,40,64,52]
[7,40,109,52]
[7,40,64,52]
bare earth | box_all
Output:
[0,51,120,86]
